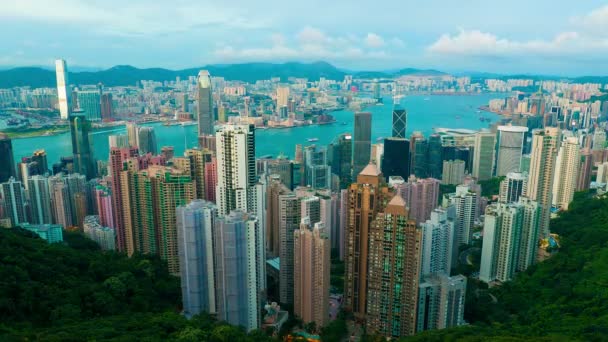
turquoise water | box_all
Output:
[11,94,503,164]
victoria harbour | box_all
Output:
[11,93,503,164]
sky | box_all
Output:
[1,0,607,76]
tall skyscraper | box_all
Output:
[366,195,421,337]
[215,124,256,216]
[278,191,301,304]
[76,90,102,121]
[126,122,139,148]
[412,133,428,178]
[0,134,16,183]
[526,127,560,237]
[276,86,290,109]
[479,197,541,283]
[442,160,465,185]
[214,210,265,332]
[109,147,139,252]
[303,145,331,189]
[100,93,113,120]
[176,200,218,317]
[330,133,353,189]
[49,174,73,228]
[392,107,407,138]
[197,70,214,136]
[428,134,443,179]
[69,113,95,179]
[420,208,454,277]
[55,59,70,120]
[577,148,592,191]
[495,126,528,176]
[382,138,410,181]
[265,156,294,190]
[472,131,496,181]
[552,137,580,210]
[108,134,129,149]
[443,185,478,246]
[499,172,528,203]
[353,112,372,177]
[138,127,158,155]
[393,176,440,224]
[344,164,392,318]
[28,175,53,225]
[294,219,331,328]
[417,274,467,332]
[266,177,291,257]
[1,178,26,227]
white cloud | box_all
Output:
[0,0,263,36]
[572,5,608,33]
[427,28,606,56]
[214,27,395,63]
[364,33,385,48]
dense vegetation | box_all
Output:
[0,229,273,341]
[402,192,608,341]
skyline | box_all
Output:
[0,1,607,76]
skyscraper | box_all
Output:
[382,137,410,181]
[330,133,353,189]
[108,134,129,148]
[428,134,443,179]
[109,147,139,252]
[417,274,467,332]
[353,112,372,177]
[197,70,214,136]
[526,127,560,237]
[495,126,528,176]
[126,122,139,148]
[479,198,541,283]
[552,137,580,211]
[214,210,265,332]
[577,148,592,191]
[69,113,95,179]
[76,90,102,121]
[138,127,158,155]
[294,219,331,328]
[177,200,218,317]
[344,164,392,318]
[278,191,301,304]
[442,160,465,185]
[215,124,256,216]
[366,195,421,337]
[0,134,16,183]
[472,131,496,181]
[266,177,291,257]
[412,133,428,178]
[443,185,478,246]
[420,208,454,277]
[393,176,440,224]
[55,59,70,120]
[1,178,26,227]
[303,145,331,189]
[28,175,53,225]
[499,172,528,203]
[276,86,290,110]
[392,107,407,138]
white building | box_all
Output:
[420,208,454,277]
[552,137,580,210]
[55,59,70,120]
[495,126,528,176]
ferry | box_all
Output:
[307,138,319,142]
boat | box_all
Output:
[307,138,319,142]
[180,121,197,126]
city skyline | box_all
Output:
[0,1,607,75]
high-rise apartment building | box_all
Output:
[552,137,580,210]
[417,274,467,332]
[294,219,331,328]
[1,178,26,227]
[472,131,496,181]
[526,127,560,237]
[176,200,218,317]
[442,185,478,246]
[393,176,440,224]
[278,191,301,304]
[83,215,115,250]
[499,172,528,203]
[55,59,71,120]
[215,124,256,216]
[577,148,592,192]
[214,210,265,332]
[479,197,541,283]
[276,87,290,109]
[495,126,528,176]
[353,112,372,177]
[109,147,139,252]
[126,123,139,148]
[366,195,421,337]
[420,208,454,277]
[0,134,16,184]
[28,175,53,225]
[344,164,392,318]
[197,70,214,136]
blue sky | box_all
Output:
[1,0,607,75]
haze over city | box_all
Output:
[1,1,607,75]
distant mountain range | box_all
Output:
[0,61,448,88]
[0,61,605,88]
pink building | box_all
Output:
[204,156,217,203]
[109,147,138,252]
[95,184,114,228]
[394,176,440,224]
